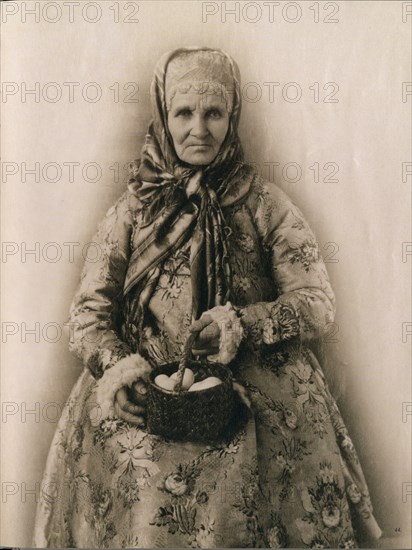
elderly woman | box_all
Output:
[34,47,381,548]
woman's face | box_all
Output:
[167,90,230,166]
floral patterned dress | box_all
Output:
[33,176,381,548]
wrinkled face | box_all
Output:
[167,90,230,166]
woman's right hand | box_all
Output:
[114,380,147,426]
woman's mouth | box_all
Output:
[187,144,212,148]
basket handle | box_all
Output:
[173,330,198,392]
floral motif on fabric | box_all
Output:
[286,240,321,272]
[298,462,357,549]
[33,178,381,548]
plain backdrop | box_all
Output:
[1,0,411,546]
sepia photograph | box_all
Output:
[1,1,411,548]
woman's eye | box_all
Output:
[176,109,192,118]
[207,109,222,119]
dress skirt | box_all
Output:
[33,343,381,548]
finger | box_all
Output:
[133,380,148,396]
[115,388,145,415]
[192,323,220,351]
[132,392,148,407]
[115,405,145,427]
[132,381,148,405]
[123,400,146,416]
[196,324,220,346]
[115,387,130,408]
[189,314,213,333]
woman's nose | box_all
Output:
[190,115,209,139]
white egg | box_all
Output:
[154,374,175,391]
[188,376,222,392]
[205,377,223,386]
[170,369,195,390]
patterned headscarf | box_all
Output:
[125,47,255,322]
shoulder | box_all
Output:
[101,189,143,224]
[247,173,295,209]
[223,163,294,213]
[236,171,316,243]
[104,189,142,218]
[95,189,143,242]
[241,171,300,222]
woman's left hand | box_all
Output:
[190,314,220,356]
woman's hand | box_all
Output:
[190,314,221,356]
[114,380,148,426]
[189,303,244,364]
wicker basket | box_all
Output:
[146,332,236,441]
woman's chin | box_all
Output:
[180,152,218,167]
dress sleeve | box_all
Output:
[237,180,336,348]
[68,190,139,379]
